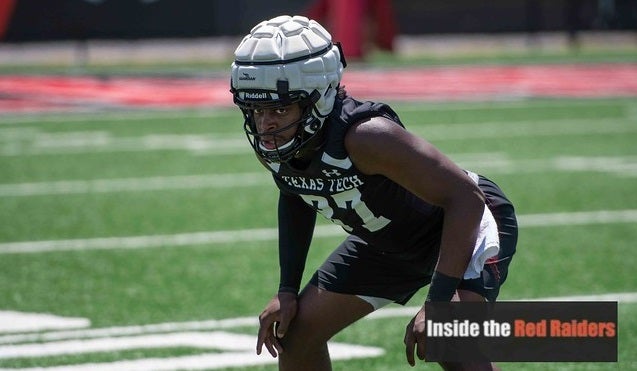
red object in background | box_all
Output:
[307,0,397,59]
[0,0,16,40]
[1,64,636,113]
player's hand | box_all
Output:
[404,306,427,367]
[256,291,298,358]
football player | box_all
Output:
[230,15,517,370]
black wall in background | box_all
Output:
[3,0,309,41]
[395,0,637,33]
[3,0,636,42]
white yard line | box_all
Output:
[0,109,237,125]
[0,332,383,369]
[1,117,635,157]
[366,292,637,319]
[0,209,636,255]
[0,338,383,371]
[0,173,269,197]
[0,131,247,156]
[0,312,89,334]
[410,118,637,141]
[520,209,637,227]
[0,292,634,345]
[1,154,636,197]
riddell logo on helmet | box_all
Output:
[244,92,270,100]
[239,73,256,81]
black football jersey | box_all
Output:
[261,96,444,253]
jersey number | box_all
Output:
[301,188,390,232]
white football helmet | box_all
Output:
[230,15,346,163]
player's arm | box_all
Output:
[277,190,317,294]
[346,116,485,365]
[257,191,316,358]
[345,116,485,295]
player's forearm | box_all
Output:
[437,207,481,276]
[428,189,484,300]
[277,192,317,294]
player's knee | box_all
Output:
[279,334,330,368]
[280,310,335,356]
[279,326,329,356]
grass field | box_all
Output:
[0,67,636,370]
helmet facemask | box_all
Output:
[236,85,325,163]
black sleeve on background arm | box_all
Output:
[277,191,317,295]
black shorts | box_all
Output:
[309,175,518,304]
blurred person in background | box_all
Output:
[306,0,396,59]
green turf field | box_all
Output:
[0,96,635,370]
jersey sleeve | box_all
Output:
[277,190,317,294]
